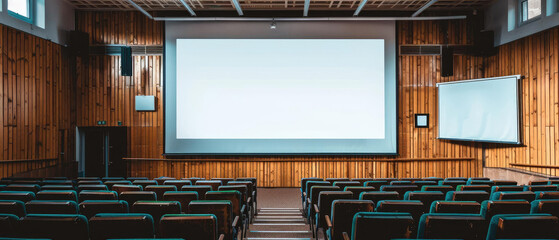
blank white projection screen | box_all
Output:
[176,39,385,139]
[437,76,521,144]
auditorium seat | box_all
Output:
[41,180,73,186]
[219,185,248,203]
[429,201,481,214]
[307,186,340,218]
[490,191,536,201]
[348,212,414,240]
[78,200,129,219]
[379,185,419,199]
[375,200,424,234]
[466,179,494,186]
[412,181,438,189]
[373,178,397,183]
[314,191,353,236]
[78,190,118,202]
[163,191,199,213]
[457,184,492,192]
[18,214,89,240]
[445,177,468,181]
[422,177,444,182]
[132,201,182,231]
[536,191,559,199]
[333,181,361,190]
[301,178,323,207]
[531,199,559,217]
[144,185,177,200]
[25,200,78,214]
[104,180,132,190]
[36,190,78,202]
[468,177,490,181]
[491,185,524,194]
[119,191,157,205]
[133,180,158,189]
[439,180,466,190]
[126,177,149,181]
[492,180,518,185]
[0,214,19,238]
[111,184,142,194]
[325,200,374,240]
[189,200,237,240]
[524,185,559,192]
[417,213,485,240]
[480,200,531,221]
[163,180,192,190]
[155,177,177,185]
[181,186,212,200]
[349,178,373,185]
[390,180,412,185]
[89,213,155,240]
[0,200,26,217]
[403,191,445,212]
[41,185,74,191]
[159,214,222,240]
[529,180,549,185]
[195,180,222,191]
[77,177,100,181]
[183,177,205,185]
[421,185,454,194]
[102,177,125,182]
[212,178,234,185]
[400,178,422,182]
[77,185,108,192]
[77,180,103,185]
[445,190,490,203]
[325,178,349,184]
[0,191,36,202]
[205,190,245,237]
[359,191,399,203]
[235,177,258,212]
[486,214,559,240]
[344,187,375,198]
[363,180,389,190]
[5,184,41,193]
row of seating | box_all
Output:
[1,212,225,240]
[301,177,559,240]
[0,176,258,240]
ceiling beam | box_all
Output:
[412,0,438,17]
[126,0,153,19]
[353,0,368,16]
[303,0,310,16]
[178,0,197,16]
[230,0,244,16]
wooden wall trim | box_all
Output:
[124,157,475,162]
[510,163,559,169]
[0,158,58,163]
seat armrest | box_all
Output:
[313,204,320,214]
[247,197,252,204]
[342,232,350,240]
[232,215,240,228]
[218,234,225,240]
[307,198,311,204]
[303,192,307,197]
[241,204,246,214]
[325,215,332,229]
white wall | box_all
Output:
[485,0,559,46]
[0,0,75,45]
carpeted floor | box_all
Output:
[257,188,302,209]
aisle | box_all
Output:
[244,188,314,240]
[245,208,313,240]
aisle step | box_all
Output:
[245,207,313,240]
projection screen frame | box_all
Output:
[163,21,399,156]
[436,75,522,145]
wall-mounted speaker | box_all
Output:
[121,46,133,76]
[441,46,454,77]
[473,30,498,56]
[67,31,89,59]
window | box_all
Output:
[8,0,32,23]
[520,0,542,23]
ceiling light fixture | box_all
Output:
[270,19,277,29]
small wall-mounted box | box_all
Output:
[135,95,156,112]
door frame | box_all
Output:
[76,126,128,177]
